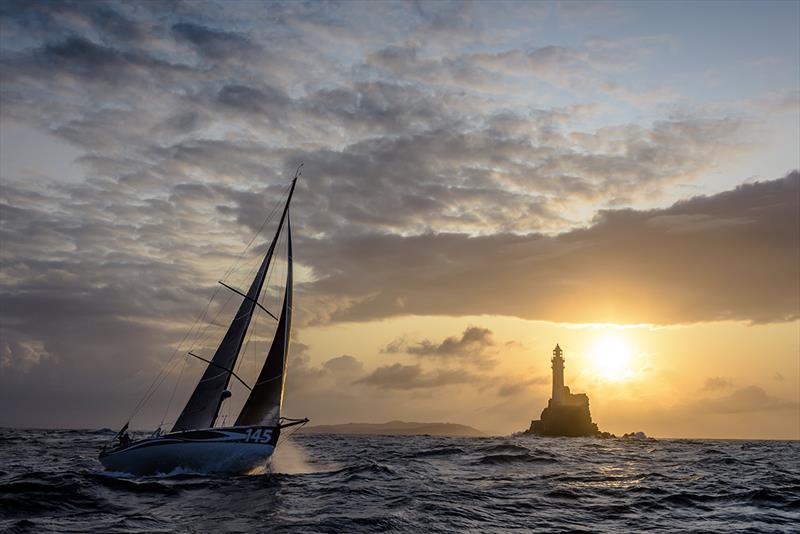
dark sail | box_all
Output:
[172,179,298,432]
[235,216,292,427]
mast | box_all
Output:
[171,167,301,431]
[235,214,293,426]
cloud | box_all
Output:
[171,22,258,61]
[0,338,53,373]
[354,363,476,390]
[702,377,733,391]
[215,84,292,116]
[0,1,148,47]
[322,354,364,376]
[0,4,752,255]
[300,172,799,325]
[1,35,194,95]
[496,376,550,397]
[284,351,367,395]
[556,1,634,26]
[383,326,495,364]
[370,35,677,104]
[688,386,798,415]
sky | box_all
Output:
[0,0,798,438]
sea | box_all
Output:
[0,428,798,533]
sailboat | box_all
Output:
[99,166,307,475]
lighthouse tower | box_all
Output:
[551,344,565,403]
[527,343,600,437]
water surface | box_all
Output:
[1,429,798,532]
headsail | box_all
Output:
[235,215,293,426]
[172,176,298,432]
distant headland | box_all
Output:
[302,420,486,437]
[525,344,609,438]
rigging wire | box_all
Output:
[235,217,287,383]
[186,181,291,355]
[252,296,259,377]
[221,180,292,283]
[160,352,188,429]
[236,292,256,376]
[276,419,309,447]
[180,183,289,358]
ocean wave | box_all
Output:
[87,473,180,495]
[741,487,800,508]
[87,428,117,435]
[0,478,107,516]
[658,492,715,509]
[545,489,582,500]
[412,446,466,457]
[475,443,531,454]
[477,453,557,465]
[329,462,397,480]
[3,519,38,534]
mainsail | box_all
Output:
[236,216,292,426]
[171,177,297,432]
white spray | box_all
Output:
[270,438,331,474]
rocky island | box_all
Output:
[525,344,604,437]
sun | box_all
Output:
[589,336,634,381]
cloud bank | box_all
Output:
[301,173,799,325]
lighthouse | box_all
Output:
[551,344,565,403]
[527,343,600,436]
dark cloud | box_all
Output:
[383,326,496,364]
[171,22,258,60]
[354,363,476,390]
[0,1,147,46]
[3,35,192,90]
[216,84,292,116]
[702,377,733,391]
[322,354,364,376]
[299,173,799,325]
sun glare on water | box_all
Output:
[589,336,634,381]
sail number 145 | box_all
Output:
[244,428,272,443]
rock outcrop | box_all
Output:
[528,395,599,437]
